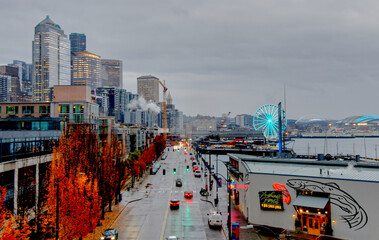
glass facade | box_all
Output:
[101,59,123,88]
[70,33,86,53]
[72,51,101,89]
[32,16,71,102]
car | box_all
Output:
[170,199,180,209]
[192,162,197,166]
[194,170,201,178]
[208,211,222,229]
[184,191,193,198]
[166,236,179,240]
[192,166,199,172]
[100,228,118,240]
[176,178,182,187]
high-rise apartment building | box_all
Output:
[70,33,86,53]
[32,16,71,102]
[137,75,159,103]
[72,51,101,89]
[101,59,123,88]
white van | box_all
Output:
[208,211,222,228]
[194,170,201,178]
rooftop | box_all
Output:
[229,154,379,183]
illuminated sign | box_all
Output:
[259,191,284,211]
[272,183,291,204]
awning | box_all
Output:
[293,195,329,209]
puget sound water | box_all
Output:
[288,137,379,159]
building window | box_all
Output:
[39,106,50,114]
[6,106,18,115]
[73,114,84,123]
[22,106,34,115]
[59,104,70,114]
[73,104,84,113]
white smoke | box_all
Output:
[127,97,161,114]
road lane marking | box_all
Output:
[159,160,176,240]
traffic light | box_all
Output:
[173,168,177,174]
[186,165,189,171]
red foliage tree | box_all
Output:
[43,125,101,239]
[0,186,31,239]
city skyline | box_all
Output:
[1,1,379,119]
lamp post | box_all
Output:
[55,172,84,240]
[212,158,232,240]
[215,154,219,206]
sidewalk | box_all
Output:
[83,173,148,240]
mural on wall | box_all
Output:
[272,183,291,204]
[286,179,368,230]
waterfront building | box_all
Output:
[101,59,123,88]
[137,75,159,103]
[228,154,379,240]
[70,33,86,53]
[71,51,101,89]
[235,114,254,128]
[32,16,71,102]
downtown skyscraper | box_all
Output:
[32,16,71,102]
[70,33,86,53]
[137,75,160,103]
[101,59,123,88]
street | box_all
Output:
[110,147,225,240]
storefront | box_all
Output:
[229,154,379,240]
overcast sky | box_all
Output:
[1,0,379,120]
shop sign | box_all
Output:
[259,191,284,210]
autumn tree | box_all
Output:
[153,135,167,157]
[98,134,125,216]
[0,186,31,239]
[42,125,101,239]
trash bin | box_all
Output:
[232,223,240,240]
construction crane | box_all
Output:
[158,80,168,139]
[217,112,231,131]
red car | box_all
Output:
[192,166,199,172]
[170,200,180,209]
[184,191,193,198]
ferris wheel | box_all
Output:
[253,104,287,139]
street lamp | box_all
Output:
[55,172,84,240]
[209,157,232,240]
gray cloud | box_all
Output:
[1,0,379,119]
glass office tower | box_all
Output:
[70,33,86,53]
[72,51,101,89]
[32,16,71,102]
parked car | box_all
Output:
[208,211,222,229]
[176,178,182,187]
[194,170,201,178]
[184,191,193,198]
[170,200,180,209]
[100,228,118,240]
